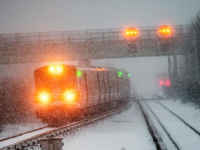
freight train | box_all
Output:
[34,64,130,125]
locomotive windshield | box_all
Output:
[34,66,77,93]
[35,75,76,93]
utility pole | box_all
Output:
[168,56,172,83]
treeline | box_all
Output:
[177,11,200,103]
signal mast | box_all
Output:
[124,27,139,54]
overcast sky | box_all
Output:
[0,0,200,33]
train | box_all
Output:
[34,64,130,125]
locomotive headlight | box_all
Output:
[65,92,76,102]
[56,65,63,73]
[49,66,55,72]
[39,93,49,102]
[67,94,73,99]
[56,66,61,72]
[49,65,63,74]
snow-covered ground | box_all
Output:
[0,127,54,148]
[159,99,200,132]
[62,101,156,150]
[2,99,200,150]
[143,99,200,150]
[0,121,47,140]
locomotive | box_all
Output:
[34,64,130,125]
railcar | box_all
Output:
[34,64,130,125]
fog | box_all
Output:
[92,57,168,96]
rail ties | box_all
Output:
[138,100,167,150]
[143,100,180,150]
[0,105,127,150]
[0,126,50,142]
[157,101,200,136]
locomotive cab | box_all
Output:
[34,65,79,123]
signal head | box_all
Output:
[159,80,164,85]
[165,80,171,87]
[158,25,172,37]
[125,27,138,38]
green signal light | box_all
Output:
[128,74,130,77]
[118,71,123,77]
[77,70,82,77]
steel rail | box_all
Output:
[138,100,167,150]
[0,105,127,150]
[157,101,200,136]
[143,100,180,150]
[0,126,50,142]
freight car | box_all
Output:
[34,64,130,125]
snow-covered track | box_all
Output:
[0,106,126,150]
[0,126,49,142]
[157,101,200,136]
[143,100,180,150]
[143,99,200,150]
[0,126,55,150]
[138,100,167,150]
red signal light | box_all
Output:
[165,80,171,87]
[159,80,164,85]
[159,80,170,87]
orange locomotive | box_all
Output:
[34,64,130,125]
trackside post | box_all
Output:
[40,137,63,150]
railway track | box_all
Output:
[143,100,180,150]
[156,101,200,136]
[140,99,200,150]
[0,126,54,149]
[138,100,167,150]
[0,126,50,142]
[0,104,129,150]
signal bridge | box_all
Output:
[0,25,191,64]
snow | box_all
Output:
[159,99,200,132]
[0,57,168,96]
[92,57,168,96]
[0,122,46,140]
[62,101,156,150]
[141,101,177,150]
[143,99,200,150]
[0,127,54,148]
